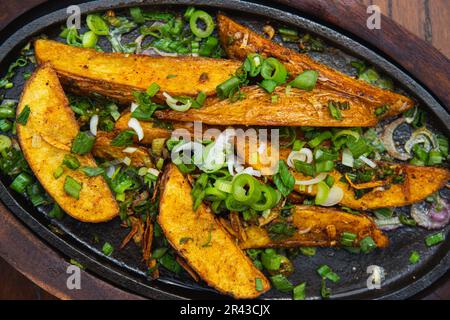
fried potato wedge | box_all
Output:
[239,206,389,249]
[158,164,270,298]
[217,14,414,118]
[16,64,119,222]
[155,85,378,127]
[92,131,153,167]
[240,143,450,210]
[35,39,241,103]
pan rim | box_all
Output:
[0,0,448,300]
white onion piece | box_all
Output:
[123,147,137,153]
[237,167,262,177]
[128,117,144,141]
[359,155,377,168]
[122,157,131,166]
[89,115,99,136]
[287,148,313,168]
[381,117,411,161]
[106,165,116,178]
[295,172,328,186]
[142,47,178,57]
[342,148,354,167]
[147,168,160,177]
[130,102,139,112]
[163,92,192,112]
[320,186,344,207]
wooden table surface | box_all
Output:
[0,0,449,300]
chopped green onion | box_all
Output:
[81,31,98,48]
[86,14,109,35]
[346,137,372,158]
[10,172,33,193]
[244,53,264,77]
[292,140,305,151]
[0,119,12,132]
[255,278,264,292]
[0,135,12,152]
[427,150,443,165]
[216,76,241,99]
[64,176,82,199]
[409,251,420,264]
[293,282,306,300]
[399,213,417,226]
[289,70,318,91]
[102,242,114,256]
[273,160,295,197]
[189,10,215,38]
[48,204,64,220]
[293,160,315,177]
[0,107,15,119]
[300,247,316,256]
[340,232,357,247]
[425,232,445,247]
[71,131,95,155]
[315,160,334,173]
[320,278,331,299]
[359,236,377,253]
[16,105,31,125]
[80,166,104,177]
[63,154,81,170]
[251,184,278,211]
[317,265,340,283]
[308,131,332,148]
[146,82,160,97]
[260,57,287,84]
[328,101,343,120]
[129,7,145,24]
[53,166,64,179]
[261,249,282,271]
[111,130,136,147]
[375,104,389,117]
[270,274,294,293]
[259,79,278,93]
[231,174,262,205]
[315,181,330,205]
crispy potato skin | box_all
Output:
[16,64,119,222]
[92,131,153,167]
[34,39,241,103]
[158,164,270,298]
[155,86,378,127]
[241,144,450,210]
[239,206,388,249]
[217,14,414,118]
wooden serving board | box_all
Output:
[0,0,449,300]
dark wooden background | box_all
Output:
[0,0,449,300]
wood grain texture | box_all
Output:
[276,0,450,110]
[0,201,143,300]
[0,0,449,300]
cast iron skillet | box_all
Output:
[0,0,448,300]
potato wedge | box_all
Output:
[34,39,241,103]
[240,143,450,210]
[92,131,153,167]
[217,14,414,118]
[155,85,379,127]
[16,64,119,222]
[158,164,270,298]
[239,206,389,249]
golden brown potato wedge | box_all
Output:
[34,39,241,103]
[155,85,379,127]
[16,64,119,222]
[217,14,414,118]
[239,206,389,249]
[245,143,450,210]
[158,164,270,298]
[92,131,153,167]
